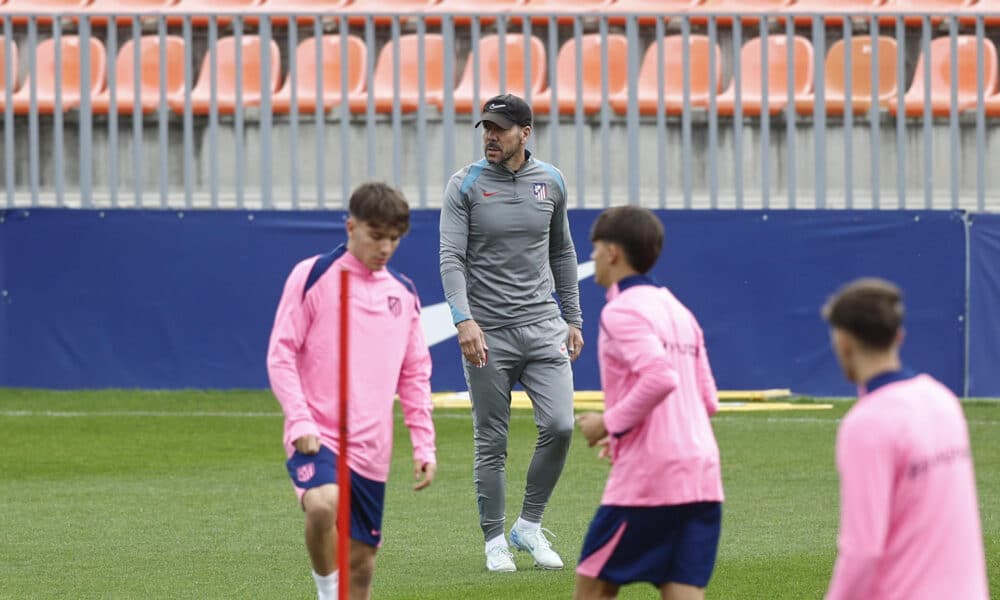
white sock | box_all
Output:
[485,533,508,553]
[514,517,540,533]
[312,570,338,600]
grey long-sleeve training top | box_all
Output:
[439,150,583,332]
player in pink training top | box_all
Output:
[267,182,437,600]
[822,278,988,600]
[575,206,724,600]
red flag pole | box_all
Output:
[338,268,351,600]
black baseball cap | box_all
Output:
[474,94,533,129]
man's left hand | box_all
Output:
[576,412,608,446]
[567,326,584,362]
[413,460,437,491]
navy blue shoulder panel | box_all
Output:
[387,266,419,298]
[303,245,348,299]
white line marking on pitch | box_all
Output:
[1,411,996,426]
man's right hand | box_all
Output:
[456,319,489,367]
[293,434,321,455]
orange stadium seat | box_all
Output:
[716,35,814,116]
[780,0,885,27]
[959,0,1000,26]
[532,34,628,116]
[795,36,899,116]
[610,34,722,115]
[452,34,547,113]
[91,35,185,115]
[272,35,366,114]
[0,0,92,24]
[82,0,178,25]
[246,0,349,26]
[423,0,524,26]
[688,0,792,26]
[890,36,998,117]
[877,0,975,27]
[2,36,106,114]
[348,34,446,113]
[340,0,440,25]
[169,35,281,115]
[0,37,17,95]
[512,0,613,25]
[602,0,700,25]
[982,92,1000,116]
[164,0,264,26]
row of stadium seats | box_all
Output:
[1,0,999,27]
[2,32,1000,116]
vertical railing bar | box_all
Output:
[759,18,769,209]
[365,16,376,180]
[53,25,63,207]
[843,21,853,209]
[682,16,693,208]
[870,16,880,209]
[234,19,244,209]
[975,17,985,212]
[208,16,218,208]
[548,16,558,167]
[523,17,532,111]
[813,16,826,209]
[574,16,584,208]
[733,18,743,209]
[288,18,298,209]
[895,16,905,208]
[107,20,118,208]
[948,17,959,210]
[497,17,507,96]
[183,16,194,209]
[157,16,168,208]
[260,17,273,208]
[921,15,932,210]
[3,21,14,206]
[133,17,143,207]
[708,16,718,208]
[442,16,455,189]
[656,18,666,208]
[391,17,402,188]
[471,18,480,163]
[79,18,93,208]
[416,19,427,207]
[786,15,796,208]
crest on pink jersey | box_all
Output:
[387,296,402,317]
[296,463,315,483]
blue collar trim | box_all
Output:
[618,274,657,292]
[864,368,919,394]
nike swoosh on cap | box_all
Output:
[488,103,507,109]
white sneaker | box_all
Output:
[510,525,564,570]
[485,545,517,572]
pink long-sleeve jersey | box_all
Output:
[266,246,436,482]
[826,370,988,600]
[597,275,724,506]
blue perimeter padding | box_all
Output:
[0,208,978,395]
[969,213,1000,397]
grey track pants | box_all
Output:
[463,316,575,541]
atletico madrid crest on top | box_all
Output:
[532,182,547,201]
[387,296,402,317]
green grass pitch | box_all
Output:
[1,389,997,599]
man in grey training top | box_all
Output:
[439,93,584,573]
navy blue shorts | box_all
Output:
[286,445,386,547]
[577,502,722,588]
